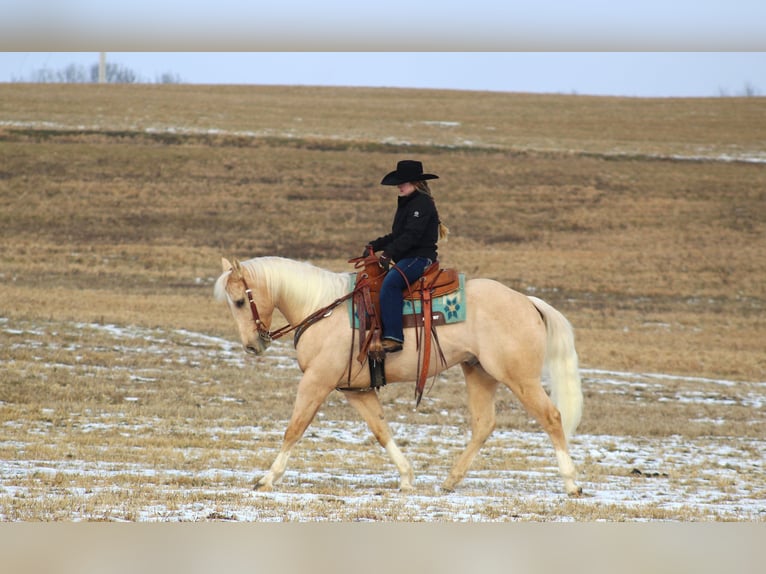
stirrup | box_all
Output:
[368,355,387,389]
[368,330,387,389]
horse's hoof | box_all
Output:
[567,486,584,497]
[253,481,272,492]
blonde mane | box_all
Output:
[215,256,351,318]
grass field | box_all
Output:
[1,84,764,521]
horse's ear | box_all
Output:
[221,257,232,272]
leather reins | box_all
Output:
[237,272,355,348]
[235,260,447,403]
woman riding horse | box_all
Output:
[365,160,449,353]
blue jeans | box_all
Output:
[379,257,432,343]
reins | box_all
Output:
[239,272,356,347]
[236,258,448,404]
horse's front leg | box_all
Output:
[255,368,334,491]
[343,388,415,491]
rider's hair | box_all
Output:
[414,180,449,241]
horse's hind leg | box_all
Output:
[509,379,581,496]
[344,389,414,491]
[442,361,499,492]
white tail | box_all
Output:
[528,296,583,440]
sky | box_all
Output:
[3,1,765,49]
[1,1,765,97]
[1,52,765,98]
[0,0,766,51]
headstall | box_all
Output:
[240,275,279,346]
[236,272,354,347]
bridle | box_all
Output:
[237,273,293,346]
[235,271,356,348]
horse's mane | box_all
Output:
[214,256,351,315]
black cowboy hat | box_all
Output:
[380,160,439,186]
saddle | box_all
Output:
[348,254,460,404]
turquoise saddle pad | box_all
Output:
[347,273,466,328]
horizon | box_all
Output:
[2,53,765,99]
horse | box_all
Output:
[214,255,583,496]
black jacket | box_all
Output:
[369,191,439,261]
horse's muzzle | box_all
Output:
[245,345,266,356]
[244,336,271,356]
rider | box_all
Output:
[365,160,448,353]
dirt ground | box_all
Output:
[0,84,764,522]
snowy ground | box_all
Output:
[1,422,764,521]
[1,320,764,521]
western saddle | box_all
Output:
[347,253,461,405]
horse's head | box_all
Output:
[215,257,274,356]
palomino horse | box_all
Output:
[214,256,583,495]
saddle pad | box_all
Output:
[347,273,466,328]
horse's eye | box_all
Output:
[235,299,245,308]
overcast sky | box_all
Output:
[4,1,765,50]
[2,52,765,98]
[2,1,765,97]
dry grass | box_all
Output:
[0,84,764,521]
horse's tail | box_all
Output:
[528,296,583,440]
